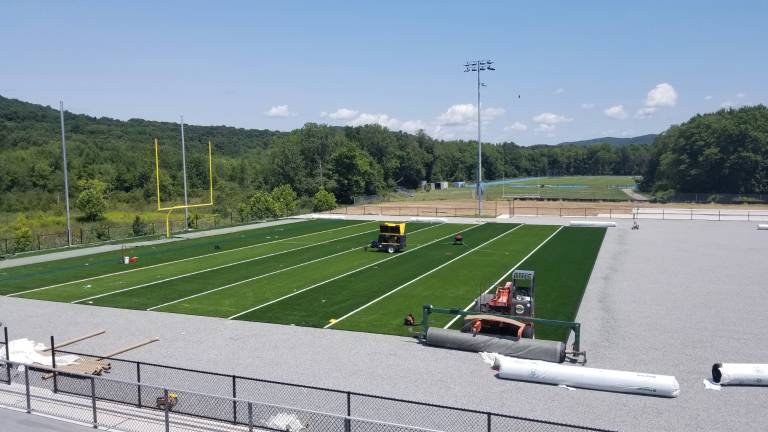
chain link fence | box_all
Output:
[0,331,615,432]
[0,209,307,256]
[325,203,768,221]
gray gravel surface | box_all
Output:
[1,219,766,431]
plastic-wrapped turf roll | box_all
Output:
[483,353,680,398]
[569,221,616,227]
[425,328,565,363]
[712,363,768,385]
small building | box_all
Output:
[452,181,465,188]
[433,181,449,190]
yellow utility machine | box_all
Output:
[367,223,407,253]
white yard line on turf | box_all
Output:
[146,245,367,310]
[147,222,442,311]
[9,221,371,298]
[227,222,470,320]
[443,225,565,329]
[70,225,378,304]
[324,224,524,329]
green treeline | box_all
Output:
[0,95,651,215]
[641,105,768,194]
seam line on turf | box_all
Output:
[69,225,379,304]
[8,220,372,298]
[443,224,565,329]
[226,222,469,320]
[142,223,441,311]
[324,224,524,329]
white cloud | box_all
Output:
[532,112,572,125]
[436,104,476,126]
[347,113,400,129]
[482,107,506,121]
[644,83,677,107]
[436,104,505,126]
[400,120,427,133]
[321,108,358,120]
[736,92,746,99]
[553,87,565,95]
[635,107,657,119]
[604,105,628,120]
[504,122,528,132]
[535,124,555,132]
[264,105,295,117]
[721,101,735,109]
[581,103,595,109]
[704,95,713,100]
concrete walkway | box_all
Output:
[621,188,649,201]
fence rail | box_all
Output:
[0,331,614,432]
[327,204,768,222]
[0,210,307,256]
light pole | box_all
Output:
[464,60,495,217]
[180,116,189,229]
[59,101,72,246]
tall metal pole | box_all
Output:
[464,60,494,217]
[476,64,482,217]
[59,101,72,246]
[180,116,189,229]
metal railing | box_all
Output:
[326,204,768,222]
[0,208,314,256]
[0,358,443,432]
[0,331,615,432]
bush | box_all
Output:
[76,179,108,222]
[271,185,298,217]
[11,225,34,253]
[247,190,280,220]
[94,222,111,240]
[131,215,149,237]
[313,189,337,212]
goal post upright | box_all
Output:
[154,139,214,238]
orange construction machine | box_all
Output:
[462,270,536,338]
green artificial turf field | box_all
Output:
[0,219,606,342]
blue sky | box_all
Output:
[1,1,766,145]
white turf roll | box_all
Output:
[712,363,768,385]
[408,217,448,223]
[310,214,347,219]
[481,353,680,397]
[569,221,616,228]
[757,224,768,230]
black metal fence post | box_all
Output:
[136,362,142,407]
[4,327,10,384]
[90,377,97,428]
[487,413,492,432]
[248,401,254,432]
[345,392,352,432]
[164,388,170,432]
[24,365,31,413]
[232,375,237,424]
[50,336,58,393]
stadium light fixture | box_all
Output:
[463,59,496,217]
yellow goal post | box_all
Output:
[154,138,214,238]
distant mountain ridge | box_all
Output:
[557,134,658,147]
